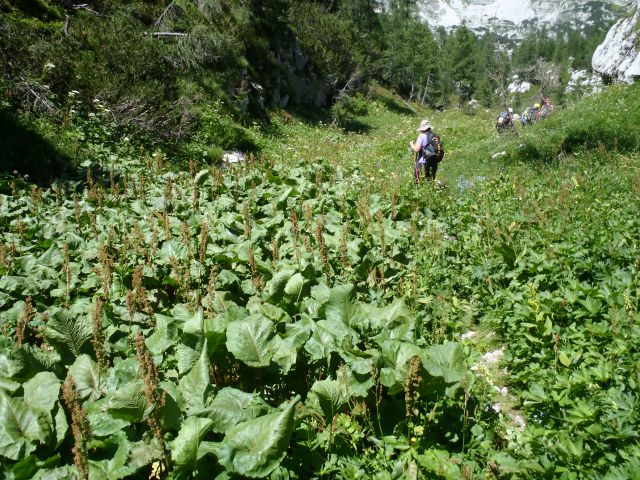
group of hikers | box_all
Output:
[496,97,555,133]
[408,96,555,185]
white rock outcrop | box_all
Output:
[566,69,604,94]
[592,1,640,83]
[508,80,532,94]
[406,0,624,38]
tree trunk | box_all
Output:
[420,74,431,105]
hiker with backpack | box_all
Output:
[496,107,514,133]
[409,119,444,184]
[520,103,540,126]
[539,97,554,118]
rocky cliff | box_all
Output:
[411,0,624,38]
[592,1,640,83]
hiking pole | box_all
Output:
[412,151,420,186]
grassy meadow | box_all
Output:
[1,84,639,479]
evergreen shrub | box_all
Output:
[331,93,369,127]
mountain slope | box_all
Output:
[413,0,625,38]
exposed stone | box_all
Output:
[394,0,626,39]
[592,1,640,83]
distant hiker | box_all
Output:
[521,103,540,126]
[539,98,554,118]
[496,108,514,133]
[409,119,444,184]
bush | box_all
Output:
[175,105,258,164]
[331,93,369,127]
[206,115,257,151]
[206,146,224,164]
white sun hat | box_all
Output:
[416,119,433,132]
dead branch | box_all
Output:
[336,71,364,100]
[155,2,177,28]
[17,80,58,114]
[72,4,101,15]
[144,32,189,37]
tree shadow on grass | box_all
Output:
[280,106,373,134]
[0,110,76,185]
[339,118,372,134]
[375,95,416,116]
[287,105,333,126]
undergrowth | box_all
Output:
[1,84,639,479]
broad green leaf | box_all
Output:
[9,345,62,381]
[38,245,63,268]
[0,301,25,329]
[226,315,277,368]
[325,284,357,326]
[259,304,290,324]
[89,433,138,480]
[68,354,105,401]
[4,453,66,480]
[128,439,162,471]
[378,299,413,333]
[204,387,270,433]
[103,357,139,394]
[423,342,466,384]
[3,453,38,480]
[270,336,298,374]
[107,381,150,423]
[265,269,296,304]
[0,392,53,460]
[158,240,188,262]
[304,320,338,362]
[0,376,21,393]
[307,379,349,421]
[45,309,92,360]
[178,339,212,412]
[176,343,200,375]
[203,307,240,355]
[214,396,300,478]
[380,340,423,389]
[418,449,461,479]
[89,435,135,480]
[53,402,68,447]
[173,304,204,335]
[283,316,314,350]
[580,297,602,315]
[0,276,25,294]
[146,314,179,355]
[170,416,214,470]
[23,372,60,412]
[32,466,77,480]
[284,273,305,299]
[87,407,131,438]
[558,351,572,367]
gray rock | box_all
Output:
[592,1,640,83]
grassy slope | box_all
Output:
[0,83,639,478]
[258,85,640,476]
